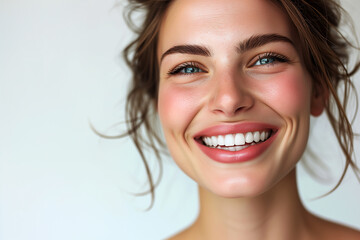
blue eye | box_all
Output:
[181,66,203,74]
[169,62,205,75]
[254,57,275,65]
[253,53,288,66]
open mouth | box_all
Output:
[198,129,274,152]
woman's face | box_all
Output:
[157,0,324,197]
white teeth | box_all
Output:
[245,132,253,143]
[260,131,265,141]
[201,130,272,149]
[224,134,234,146]
[253,131,260,142]
[235,133,245,145]
[211,136,217,146]
[236,145,248,151]
[218,135,225,146]
[216,145,250,151]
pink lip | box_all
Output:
[194,122,279,164]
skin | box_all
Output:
[156,0,360,239]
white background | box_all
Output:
[1,0,360,239]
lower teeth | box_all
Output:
[213,142,256,151]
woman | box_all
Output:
[122,0,360,239]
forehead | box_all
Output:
[158,0,295,55]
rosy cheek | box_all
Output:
[256,69,312,116]
[158,84,203,133]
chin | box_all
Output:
[199,170,282,199]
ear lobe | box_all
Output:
[310,83,328,117]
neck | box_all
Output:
[192,169,311,240]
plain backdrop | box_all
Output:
[1,0,360,239]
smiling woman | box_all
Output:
[122,0,360,239]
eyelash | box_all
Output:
[167,52,290,76]
[167,61,205,75]
[253,52,289,66]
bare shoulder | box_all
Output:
[310,215,360,240]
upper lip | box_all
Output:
[193,122,279,139]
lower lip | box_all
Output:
[196,131,278,164]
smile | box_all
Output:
[194,123,278,163]
[201,130,272,152]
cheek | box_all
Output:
[157,84,203,133]
[157,83,207,178]
[257,69,312,115]
[256,69,312,168]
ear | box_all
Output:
[310,82,328,117]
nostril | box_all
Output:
[209,85,255,116]
[211,102,253,117]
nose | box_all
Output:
[209,72,254,117]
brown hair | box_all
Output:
[121,0,360,207]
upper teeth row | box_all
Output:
[202,131,271,147]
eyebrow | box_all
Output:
[160,33,294,63]
[237,34,294,53]
[160,44,211,63]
